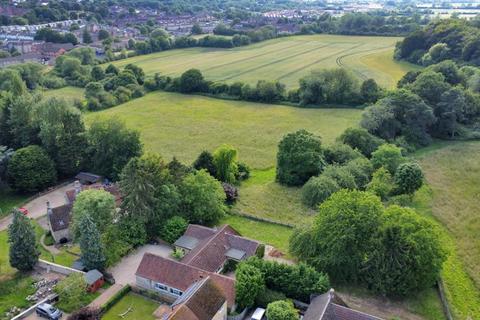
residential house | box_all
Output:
[135,253,236,307]
[46,201,72,243]
[157,277,228,320]
[47,177,121,244]
[304,288,384,320]
[174,224,260,272]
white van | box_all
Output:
[251,307,266,320]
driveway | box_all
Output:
[108,244,173,285]
[0,182,74,231]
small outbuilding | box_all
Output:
[75,172,102,185]
[84,269,104,293]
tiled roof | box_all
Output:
[304,289,383,320]
[48,204,72,232]
[169,277,226,320]
[181,225,259,272]
[135,253,235,307]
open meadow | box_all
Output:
[112,34,416,88]
[85,91,362,169]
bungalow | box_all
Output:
[158,277,228,320]
[135,253,235,308]
[304,288,383,320]
[174,224,260,272]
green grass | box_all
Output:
[42,86,85,104]
[235,168,315,225]
[412,141,480,319]
[86,91,361,169]
[111,34,414,88]
[0,188,28,219]
[0,274,35,319]
[219,214,293,256]
[101,292,158,320]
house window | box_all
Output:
[154,283,168,292]
[170,288,183,296]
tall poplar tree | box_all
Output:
[8,209,39,271]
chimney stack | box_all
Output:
[46,201,53,216]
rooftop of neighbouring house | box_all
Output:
[175,224,259,272]
[47,203,72,232]
[135,253,236,308]
[167,277,227,320]
[304,289,384,320]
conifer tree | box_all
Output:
[78,214,105,270]
[8,209,39,271]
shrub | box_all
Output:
[266,300,298,320]
[193,150,216,177]
[236,162,250,181]
[367,167,394,201]
[42,75,66,89]
[324,143,362,165]
[7,145,57,193]
[343,157,374,189]
[302,175,340,208]
[276,130,325,186]
[160,216,188,243]
[394,162,424,195]
[235,262,265,310]
[100,285,131,312]
[322,165,357,190]
[222,182,238,204]
[179,68,206,93]
[256,244,265,259]
[44,231,55,246]
[339,127,384,157]
[255,288,287,308]
[55,273,88,312]
[371,144,405,174]
[213,144,238,183]
[67,307,101,320]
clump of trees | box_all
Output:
[361,60,480,149]
[290,190,446,297]
[235,256,329,309]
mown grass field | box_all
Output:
[112,34,414,88]
[86,91,361,169]
[42,86,85,104]
[413,141,480,319]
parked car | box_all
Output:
[251,307,266,320]
[19,207,29,215]
[35,303,62,320]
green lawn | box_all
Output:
[412,141,480,319]
[111,34,415,88]
[235,168,315,225]
[0,274,35,319]
[101,293,158,320]
[42,86,85,104]
[219,214,293,256]
[0,188,28,219]
[86,91,361,169]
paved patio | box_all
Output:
[108,243,173,285]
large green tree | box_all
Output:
[120,153,180,238]
[276,130,325,186]
[71,189,115,239]
[86,119,142,180]
[213,144,238,183]
[35,97,86,177]
[365,206,446,296]
[394,162,424,195]
[339,127,384,158]
[180,169,226,225]
[78,214,106,270]
[371,143,405,174]
[7,145,57,193]
[8,210,39,271]
[290,190,383,282]
[235,262,265,310]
